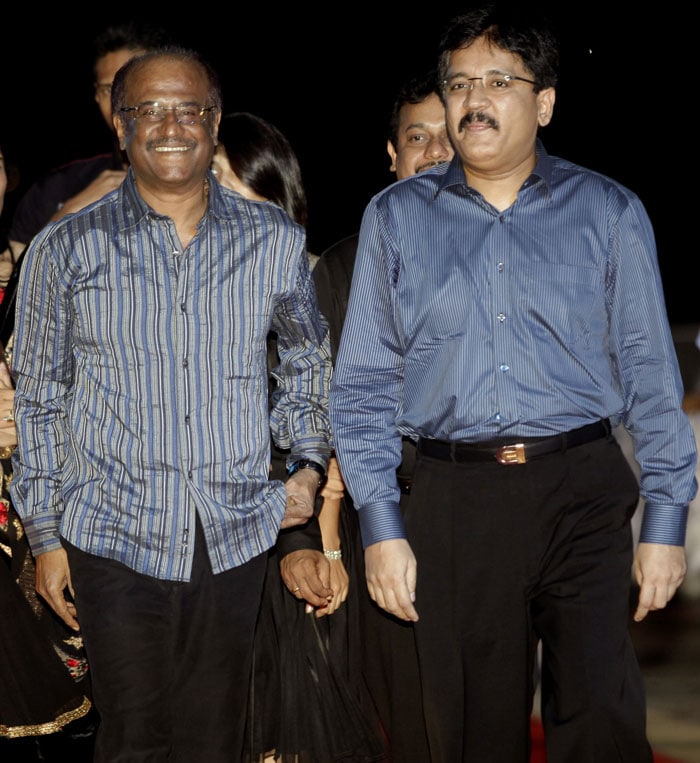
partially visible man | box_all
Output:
[9,23,171,247]
[313,70,453,357]
[280,70,453,763]
[329,6,697,763]
[10,46,332,762]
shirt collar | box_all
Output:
[436,138,554,197]
[120,167,234,225]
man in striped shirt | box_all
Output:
[10,47,332,762]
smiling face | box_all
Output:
[114,55,220,196]
[443,36,555,179]
[387,93,454,180]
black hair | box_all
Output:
[91,23,174,78]
[217,112,307,228]
[111,46,223,117]
[387,69,443,147]
[437,4,559,96]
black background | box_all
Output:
[1,4,688,323]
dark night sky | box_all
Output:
[2,4,688,322]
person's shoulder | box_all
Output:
[376,163,448,205]
[546,155,650,228]
[13,154,116,211]
[39,153,116,185]
[549,154,638,199]
[217,186,298,225]
[313,233,359,285]
[318,233,359,262]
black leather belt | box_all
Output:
[418,420,610,465]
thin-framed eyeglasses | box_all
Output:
[443,72,537,97]
[119,103,217,125]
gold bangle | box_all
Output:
[0,445,16,459]
[323,548,342,560]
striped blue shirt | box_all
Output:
[10,169,332,581]
[330,143,697,548]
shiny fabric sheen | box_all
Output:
[11,169,332,581]
[330,142,697,548]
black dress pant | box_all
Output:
[63,517,267,763]
[405,434,653,763]
[360,449,431,762]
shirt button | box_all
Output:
[499,364,509,372]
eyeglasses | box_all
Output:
[119,103,216,125]
[443,73,537,97]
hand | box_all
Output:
[365,538,419,622]
[633,542,686,622]
[35,548,80,631]
[0,362,16,450]
[319,555,349,616]
[51,169,127,221]
[280,468,321,529]
[280,548,333,616]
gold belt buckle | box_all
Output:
[495,443,526,465]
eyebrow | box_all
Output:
[449,67,515,78]
[130,99,202,106]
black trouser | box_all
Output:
[405,434,652,763]
[359,438,431,762]
[64,518,267,763]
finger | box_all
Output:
[634,585,654,622]
[370,582,418,622]
[283,559,333,603]
[0,363,12,388]
[46,592,81,631]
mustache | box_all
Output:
[416,160,446,173]
[459,111,498,131]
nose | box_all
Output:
[161,110,185,133]
[462,81,489,106]
[426,136,452,160]
[464,77,490,108]
[162,109,182,124]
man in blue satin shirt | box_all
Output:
[329,7,697,763]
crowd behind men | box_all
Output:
[1,5,692,762]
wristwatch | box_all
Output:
[286,458,326,486]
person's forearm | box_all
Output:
[318,497,342,551]
[276,514,323,557]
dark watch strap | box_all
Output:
[287,458,326,482]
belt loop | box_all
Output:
[449,441,457,462]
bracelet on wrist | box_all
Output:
[323,548,342,560]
